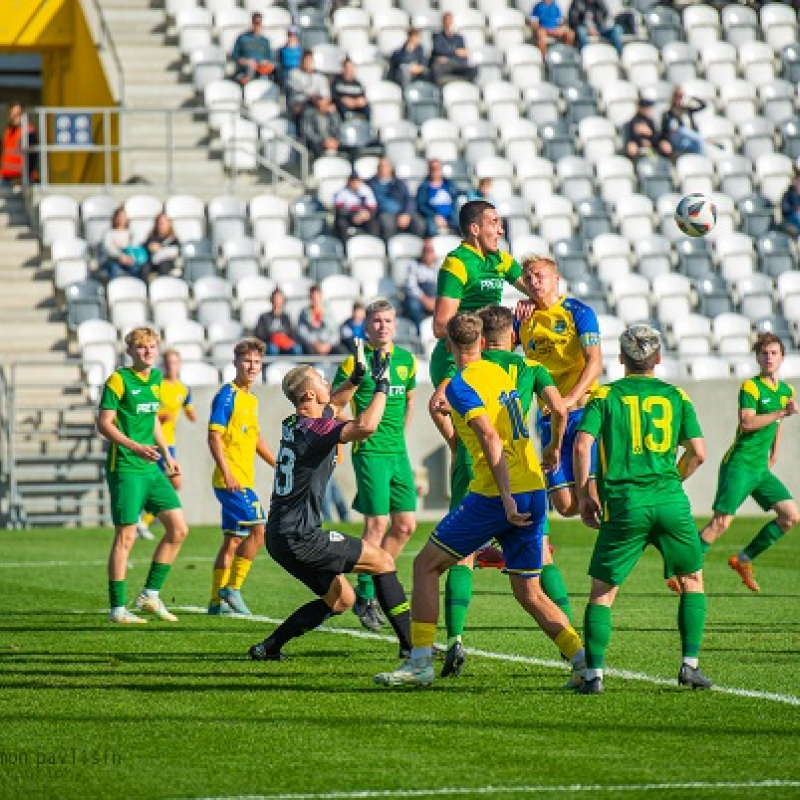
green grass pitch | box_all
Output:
[1,519,799,800]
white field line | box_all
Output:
[175,606,800,707]
[185,780,800,800]
[0,557,216,568]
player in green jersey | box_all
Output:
[574,324,710,693]
[97,327,190,624]
[429,305,568,677]
[427,200,537,660]
[697,333,799,593]
[333,299,418,633]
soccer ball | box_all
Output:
[675,193,717,237]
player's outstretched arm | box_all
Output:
[341,349,391,443]
[469,414,530,527]
[257,435,277,468]
[677,437,706,482]
[739,399,799,433]
[539,385,567,473]
[330,338,367,412]
[97,409,161,463]
[574,431,601,529]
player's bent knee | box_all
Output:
[679,570,703,592]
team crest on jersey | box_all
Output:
[553,319,567,334]
[396,366,408,381]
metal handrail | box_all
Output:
[23,106,309,193]
[80,0,125,105]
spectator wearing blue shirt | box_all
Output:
[231,13,277,85]
[340,301,366,355]
[368,157,426,240]
[278,26,303,87]
[529,0,575,58]
[416,159,460,236]
[782,169,800,235]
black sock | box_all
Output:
[264,599,333,651]
[373,572,412,652]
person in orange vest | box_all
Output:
[1,103,38,186]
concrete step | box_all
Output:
[0,281,53,305]
[103,8,167,26]
[0,238,40,257]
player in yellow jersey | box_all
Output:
[375,313,586,688]
[137,349,197,540]
[207,339,276,615]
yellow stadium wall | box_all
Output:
[0,0,119,184]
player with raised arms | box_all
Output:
[97,326,189,624]
[574,324,710,694]
[333,298,418,632]
[248,345,413,661]
[696,332,799,593]
[375,313,585,688]
[207,338,276,615]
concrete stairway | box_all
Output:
[101,0,232,190]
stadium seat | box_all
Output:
[661,41,698,85]
[475,156,515,201]
[575,196,613,240]
[562,82,598,127]
[738,116,778,163]
[80,195,115,249]
[346,235,387,282]
[505,44,544,91]
[483,81,522,126]
[236,274,275,329]
[489,8,527,50]
[700,41,737,88]
[207,195,247,245]
[739,41,777,85]
[420,118,460,163]
[614,194,655,242]
[525,82,560,128]
[556,156,594,204]
[39,195,80,248]
[180,361,220,386]
[719,81,758,127]
[207,319,244,349]
[611,274,650,324]
[248,194,291,243]
[716,233,756,284]
[683,4,720,50]
[780,116,800,161]
[721,3,758,47]
[149,275,190,328]
[597,313,626,356]
[782,41,800,84]
[404,82,442,127]
[596,156,636,203]
[759,231,796,279]
[221,238,261,283]
[534,195,574,244]
[313,156,353,209]
[374,8,410,56]
[714,155,754,202]
[164,195,206,243]
[52,237,89,291]
[695,275,734,317]
[599,80,638,129]
[517,157,556,205]
[265,236,305,278]
[645,5,682,49]
[736,194,775,240]
[332,7,371,54]
[193,276,233,327]
[761,4,799,52]
[621,42,660,89]
[636,156,675,202]
[213,8,250,53]
[545,44,582,89]
[760,80,796,126]
[175,8,213,54]
[190,45,225,93]
[367,81,404,127]
[577,116,617,164]
[582,43,621,90]
[592,233,631,284]
[755,152,793,204]
[652,272,693,313]
[689,356,731,380]
[77,319,117,352]
[442,82,481,127]
[66,279,106,330]
[182,238,216,283]
[634,236,673,282]
[379,119,419,165]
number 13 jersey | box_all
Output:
[268,406,347,535]
[578,375,703,510]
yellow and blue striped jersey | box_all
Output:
[158,378,193,447]
[517,296,600,408]
[209,382,260,490]
[445,359,545,496]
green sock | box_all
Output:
[109,580,126,609]
[742,520,784,561]
[144,562,171,593]
[583,603,612,670]
[678,591,706,659]
[356,574,375,601]
[444,564,473,644]
[540,563,573,624]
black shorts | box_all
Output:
[267,527,363,596]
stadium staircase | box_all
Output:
[0,187,107,528]
[102,0,232,189]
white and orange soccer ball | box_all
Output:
[675,193,717,237]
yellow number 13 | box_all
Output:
[621,395,673,454]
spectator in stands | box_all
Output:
[403,237,437,333]
[1,102,38,186]
[145,213,181,279]
[300,94,342,158]
[416,159,460,236]
[467,177,497,205]
[781,167,800,236]
[568,0,624,54]
[297,284,346,356]
[529,0,575,58]
[368,157,426,239]
[623,97,672,161]
[278,25,303,86]
[430,12,477,85]
[661,86,707,157]
[388,28,429,86]
[254,288,303,356]
[231,13,277,86]
[339,301,366,354]
[333,172,380,242]
[288,50,331,120]
[331,58,371,121]
[101,207,147,281]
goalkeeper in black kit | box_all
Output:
[249,342,413,661]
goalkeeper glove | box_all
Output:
[371,348,391,394]
[349,338,367,386]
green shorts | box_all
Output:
[106,469,181,526]
[450,440,473,510]
[353,452,417,517]
[712,460,792,515]
[430,340,457,388]
[589,498,702,586]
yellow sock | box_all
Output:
[554,626,583,660]
[227,556,253,591]
[210,568,230,604]
[411,621,436,649]
[142,512,155,527]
